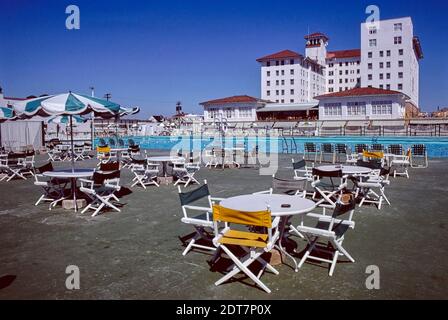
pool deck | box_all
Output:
[1,152,448,299]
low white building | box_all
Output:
[315,87,410,121]
[200,95,267,123]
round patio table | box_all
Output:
[147,156,185,177]
[43,168,95,212]
[220,194,316,271]
[318,165,372,175]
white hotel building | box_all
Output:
[200,16,422,122]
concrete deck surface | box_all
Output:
[0,152,447,299]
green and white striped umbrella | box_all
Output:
[13,92,125,118]
[0,106,17,122]
[47,115,86,124]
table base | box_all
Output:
[157,176,174,185]
[62,199,87,210]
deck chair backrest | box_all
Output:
[97,146,111,153]
[93,170,120,185]
[178,184,210,206]
[118,139,125,147]
[321,143,334,153]
[128,139,136,147]
[36,162,53,174]
[363,151,384,160]
[108,138,116,147]
[305,143,317,152]
[98,138,107,147]
[292,159,306,170]
[129,145,140,153]
[100,161,120,171]
[131,157,146,165]
[412,144,426,156]
[272,177,306,194]
[212,205,271,228]
[312,168,343,178]
[388,144,403,155]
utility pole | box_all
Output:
[89,86,95,97]
[104,93,112,101]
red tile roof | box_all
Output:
[3,96,26,100]
[200,95,264,105]
[327,49,361,59]
[315,87,409,99]
[304,32,329,40]
[256,50,302,62]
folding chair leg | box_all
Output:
[328,250,339,277]
[182,234,199,256]
[35,194,46,206]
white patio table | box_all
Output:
[220,194,316,271]
[147,156,185,177]
[43,168,95,212]
[318,165,372,175]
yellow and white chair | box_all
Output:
[211,204,280,294]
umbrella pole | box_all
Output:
[70,115,75,172]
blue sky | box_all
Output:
[1,0,447,117]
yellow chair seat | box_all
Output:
[219,230,268,248]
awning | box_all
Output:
[371,120,405,127]
[297,121,316,128]
[257,102,318,113]
[321,121,347,128]
[346,121,370,127]
[273,122,296,128]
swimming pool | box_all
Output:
[97,136,448,158]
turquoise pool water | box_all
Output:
[97,136,448,158]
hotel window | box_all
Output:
[398,60,404,67]
[267,71,270,77]
[386,61,391,68]
[281,99,285,103]
[357,69,360,74]
[368,74,373,80]
[266,61,271,67]
[345,62,349,66]
[394,36,402,44]
[394,23,403,31]
[380,51,384,57]
[399,49,404,56]
[290,69,294,75]
[339,62,343,67]
[345,79,348,83]
[398,83,403,90]
[281,70,285,76]
[329,88,334,92]
[347,102,367,116]
[386,84,391,90]
[329,63,334,67]
[276,60,280,66]
[281,80,285,85]
[290,79,294,85]
[339,79,343,84]
[239,108,252,118]
[379,85,384,89]
[368,63,373,70]
[329,79,334,84]
[290,99,294,103]
[386,50,391,57]
[369,39,377,47]
[290,89,294,95]
[208,108,219,119]
[369,27,377,34]
[379,62,384,69]
[372,101,393,115]
[281,60,285,65]
[379,73,384,80]
[267,81,271,86]
[398,72,403,79]
[267,90,271,96]
[290,59,294,64]
[276,70,279,76]
[339,70,343,75]
[276,90,279,95]
[386,73,391,79]
[224,108,234,119]
[276,80,279,85]
[281,90,285,95]
[324,103,342,116]
[339,87,343,91]
[368,52,373,58]
[345,70,349,75]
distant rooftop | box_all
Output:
[200,95,268,106]
[256,50,303,62]
[315,87,410,100]
[327,49,361,59]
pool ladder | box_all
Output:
[281,136,298,154]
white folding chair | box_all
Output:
[354,167,391,210]
[131,163,160,189]
[80,170,121,217]
[390,149,411,179]
[311,168,347,209]
[296,195,356,276]
[211,204,280,294]
[33,162,68,209]
[320,143,336,164]
[411,144,428,169]
[1,156,27,182]
[173,162,201,188]
[178,181,224,256]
